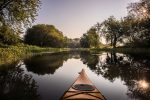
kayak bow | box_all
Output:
[61,69,106,100]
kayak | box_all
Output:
[61,69,106,100]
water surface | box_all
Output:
[0,51,150,100]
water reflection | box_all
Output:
[80,51,150,100]
[24,52,82,75]
[24,52,70,75]
[0,51,150,100]
[127,79,150,100]
[80,51,99,71]
[0,62,41,100]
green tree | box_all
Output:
[0,25,21,45]
[80,33,89,48]
[123,17,150,47]
[100,16,124,48]
[24,24,64,47]
[80,28,99,48]
[0,0,40,31]
[63,36,70,47]
[127,0,150,47]
[127,0,150,19]
[87,28,99,48]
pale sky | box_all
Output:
[34,0,139,39]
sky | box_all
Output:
[34,0,139,39]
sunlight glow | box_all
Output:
[138,80,149,90]
[143,9,147,13]
[141,7,147,14]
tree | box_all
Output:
[80,28,99,48]
[63,36,70,47]
[67,38,80,48]
[87,28,99,48]
[24,24,64,47]
[80,33,89,48]
[100,16,124,48]
[0,0,40,31]
[127,0,150,19]
[127,0,150,47]
[0,25,21,45]
[123,17,150,47]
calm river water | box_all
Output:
[0,51,150,100]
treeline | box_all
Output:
[0,0,150,48]
[24,24,81,48]
[0,23,80,48]
[80,0,150,48]
[0,0,79,48]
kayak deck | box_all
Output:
[61,69,106,100]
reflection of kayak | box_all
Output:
[61,69,106,100]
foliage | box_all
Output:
[80,28,99,48]
[80,34,89,48]
[0,0,41,31]
[125,0,150,47]
[63,36,70,47]
[24,24,65,47]
[127,0,150,19]
[86,0,149,48]
[64,38,81,48]
[87,28,99,48]
[99,16,125,48]
[0,25,21,45]
[0,44,69,65]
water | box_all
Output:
[0,51,150,100]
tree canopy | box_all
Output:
[126,0,150,47]
[0,0,41,31]
[80,28,99,48]
[80,33,90,48]
[0,0,149,48]
[87,0,150,48]
[100,16,125,48]
[24,24,65,47]
[127,0,150,19]
[0,25,21,45]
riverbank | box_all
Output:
[90,47,150,53]
[0,44,69,65]
[1,45,149,66]
[70,47,150,54]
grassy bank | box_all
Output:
[0,44,69,65]
[1,44,149,66]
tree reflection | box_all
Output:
[0,62,41,100]
[24,52,70,75]
[80,51,99,71]
[1,51,150,99]
[80,51,150,99]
